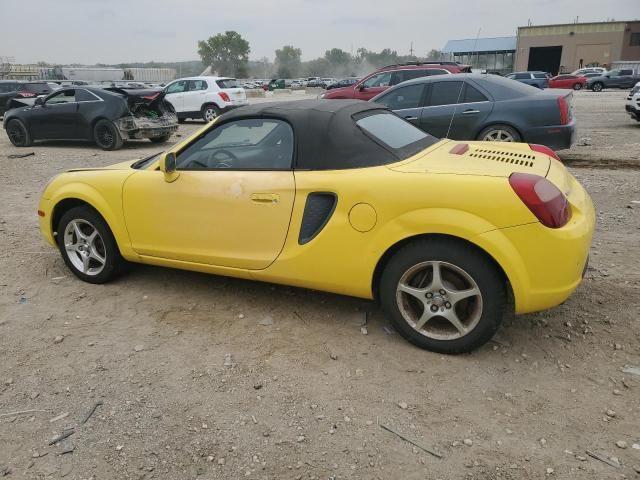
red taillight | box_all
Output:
[17,91,36,98]
[529,143,561,161]
[509,173,570,228]
[142,93,160,101]
[558,96,569,125]
[218,91,230,102]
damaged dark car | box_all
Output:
[3,87,178,150]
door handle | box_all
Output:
[251,193,279,204]
[403,116,418,121]
[462,109,480,115]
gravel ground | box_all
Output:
[0,92,639,480]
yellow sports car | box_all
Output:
[38,100,595,354]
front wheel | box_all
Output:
[591,82,603,92]
[477,124,521,143]
[379,239,506,354]
[6,119,33,147]
[56,206,125,284]
[93,119,123,150]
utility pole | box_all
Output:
[410,41,414,57]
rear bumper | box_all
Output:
[477,177,595,314]
[626,103,640,119]
[524,120,576,150]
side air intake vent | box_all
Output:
[469,148,536,168]
[299,193,337,245]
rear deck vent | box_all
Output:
[469,148,535,168]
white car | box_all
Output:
[571,67,607,76]
[163,76,248,122]
[626,82,640,121]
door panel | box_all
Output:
[184,80,207,112]
[122,170,296,270]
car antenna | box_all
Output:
[445,28,482,140]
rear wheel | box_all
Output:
[379,239,506,354]
[477,124,521,143]
[6,119,33,147]
[591,82,603,92]
[56,206,125,284]
[201,103,220,122]
[149,134,171,143]
[573,83,583,90]
[93,119,123,150]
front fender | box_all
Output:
[40,172,137,258]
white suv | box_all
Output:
[626,82,640,122]
[163,76,248,122]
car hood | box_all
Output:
[66,159,138,172]
[323,86,353,97]
[391,140,550,178]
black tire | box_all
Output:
[591,82,603,92]
[201,103,221,122]
[379,238,506,354]
[178,118,186,124]
[93,119,123,150]
[6,119,33,147]
[149,135,171,143]
[56,206,125,284]
[477,124,521,143]
[573,83,583,90]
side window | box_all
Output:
[188,80,207,91]
[463,84,488,103]
[176,119,294,171]
[363,72,392,88]
[514,73,530,80]
[620,69,633,76]
[375,84,424,110]
[426,68,448,76]
[76,89,98,102]
[426,82,464,107]
[392,70,428,85]
[166,80,187,94]
[46,90,76,104]
[533,73,548,79]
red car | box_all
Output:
[548,74,587,90]
[322,62,471,101]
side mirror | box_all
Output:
[358,84,367,91]
[34,97,45,106]
[159,152,179,182]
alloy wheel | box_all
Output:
[63,219,107,276]
[395,261,483,340]
[482,129,515,142]
[204,108,217,122]
[96,125,114,147]
[7,125,24,145]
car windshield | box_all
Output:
[354,111,438,157]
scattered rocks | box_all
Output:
[115,445,124,451]
[539,438,547,447]
[613,389,622,396]
[217,458,225,465]
[223,353,235,368]
[4,378,13,386]
[133,344,144,352]
[54,335,64,344]
[296,435,305,442]
[451,440,461,447]
[253,383,263,390]
[258,316,273,326]
[463,439,473,446]
[605,409,616,418]
[546,467,555,475]
[238,314,245,319]
[576,455,587,461]
[615,440,628,449]
[360,326,368,335]
[397,402,408,410]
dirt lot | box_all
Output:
[0,91,639,480]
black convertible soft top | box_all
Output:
[219,99,399,170]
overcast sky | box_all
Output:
[1,0,638,64]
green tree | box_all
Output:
[275,45,302,78]
[197,31,250,77]
[425,49,443,61]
